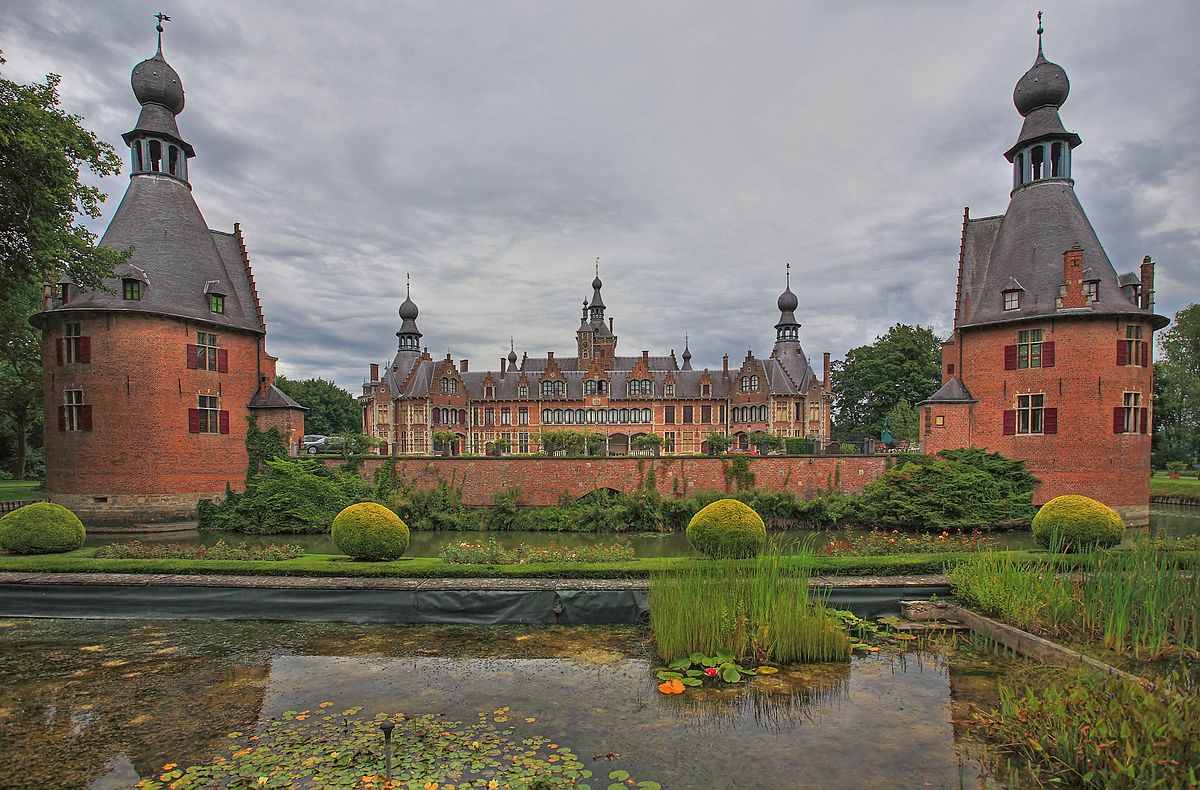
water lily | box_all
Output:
[704,667,719,677]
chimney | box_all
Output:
[500,358,507,376]
[822,352,831,392]
[547,351,554,361]
[642,350,649,363]
[1061,245,1086,308]
[1140,255,1155,311]
[460,359,468,373]
[609,318,614,333]
[369,363,379,382]
[722,354,729,376]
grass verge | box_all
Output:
[0,480,43,503]
[1149,473,1200,497]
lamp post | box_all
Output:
[380,718,395,779]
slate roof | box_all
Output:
[38,174,265,334]
[920,377,976,405]
[249,384,306,410]
[958,181,1164,329]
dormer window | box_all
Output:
[485,385,494,399]
[208,294,225,314]
[740,375,759,392]
[1003,290,1020,311]
[665,384,675,397]
[1084,281,1099,304]
[123,279,142,301]
[517,385,528,399]
[585,380,596,395]
[58,283,70,304]
[701,384,711,397]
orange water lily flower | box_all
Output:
[657,679,686,694]
[161,763,177,771]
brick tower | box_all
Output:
[32,24,303,526]
[921,20,1168,524]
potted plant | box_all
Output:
[1166,460,1186,479]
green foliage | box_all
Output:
[438,537,635,564]
[1031,494,1124,551]
[830,324,941,441]
[199,458,371,534]
[723,455,755,490]
[431,430,460,455]
[0,501,84,554]
[972,670,1200,789]
[94,539,303,561]
[1153,303,1200,466]
[884,400,919,444]
[816,528,996,556]
[856,448,1038,531]
[244,415,287,484]
[705,433,734,455]
[631,432,663,454]
[536,429,604,456]
[685,498,767,558]
[784,436,815,455]
[273,376,360,436]
[331,501,410,561]
[0,280,43,480]
[747,430,781,453]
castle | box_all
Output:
[35,20,1165,525]
[33,28,305,526]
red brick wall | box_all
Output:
[42,311,267,522]
[328,455,890,506]
[941,317,1153,522]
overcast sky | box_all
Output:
[5,1,1198,390]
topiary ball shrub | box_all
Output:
[0,502,86,555]
[1031,495,1124,551]
[686,498,767,558]
[331,502,410,561]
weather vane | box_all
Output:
[786,261,791,288]
[595,257,600,276]
[1037,11,1044,41]
[155,12,171,50]
[405,272,411,299]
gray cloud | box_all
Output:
[4,0,1197,389]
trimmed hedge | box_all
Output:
[331,502,410,561]
[1031,494,1124,551]
[0,502,86,555]
[685,498,766,558]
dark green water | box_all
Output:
[0,618,1033,789]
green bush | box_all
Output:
[331,502,410,561]
[0,502,85,555]
[199,458,371,534]
[685,498,766,558]
[1031,494,1124,551]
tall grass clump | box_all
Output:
[649,543,850,664]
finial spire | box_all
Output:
[786,261,791,288]
[510,337,515,352]
[1036,11,1044,54]
[595,257,600,277]
[154,12,172,52]
[406,272,411,299]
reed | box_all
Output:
[649,542,849,664]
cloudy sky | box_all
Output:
[5,1,1198,390]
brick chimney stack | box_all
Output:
[722,354,729,377]
[500,358,507,376]
[1140,255,1155,311]
[369,363,379,382]
[822,352,831,392]
[1061,245,1086,308]
[460,359,468,372]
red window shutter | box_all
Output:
[188,408,201,433]
[186,344,199,369]
[1113,407,1125,434]
[217,349,229,373]
[55,339,64,366]
[1042,407,1057,434]
[57,406,66,432]
[1004,345,1018,370]
[1140,341,1149,366]
[1140,408,1148,435]
[1116,340,1128,366]
[1002,409,1016,435]
[79,336,91,363]
[80,404,93,432]
[219,410,230,434]
[1041,341,1055,368]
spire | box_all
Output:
[508,337,518,367]
[682,334,693,371]
[397,274,421,351]
[1006,11,1080,182]
[775,263,800,343]
[155,12,171,53]
[125,15,193,179]
[588,258,606,319]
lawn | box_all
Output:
[1149,473,1200,497]
[0,480,42,503]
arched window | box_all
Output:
[485,385,494,399]
[597,380,608,395]
[555,381,565,397]
[642,409,651,423]
[131,141,143,172]
[586,410,596,424]
[440,377,450,394]
[432,409,440,425]
[541,381,554,397]
[1051,142,1064,178]
[148,140,162,172]
[575,409,585,424]
[620,408,630,423]
[1014,152,1025,188]
[751,375,760,390]
[585,380,596,395]
[564,410,575,425]
[450,379,458,394]
[759,405,768,421]
[1031,144,1045,181]
[168,146,180,177]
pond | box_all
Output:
[83,504,1200,557]
[0,618,1035,789]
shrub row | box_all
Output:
[438,538,636,565]
[93,539,304,561]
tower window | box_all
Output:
[1051,142,1064,177]
[148,140,162,172]
[1122,392,1143,434]
[1016,393,1045,434]
[1003,290,1020,311]
[1014,152,1025,187]
[196,332,219,371]
[168,146,181,177]
[209,294,225,314]
[123,279,142,300]
[197,395,221,433]
[132,141,143,172]
[1017,329,1044,369]
[62,390,87,432]
[1030,145,1045,181]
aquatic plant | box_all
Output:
[0,501,85,554]
[136,705,656,789]
[332,502,410,561]
[685,498,767,558]
[971,670,1200,789]
[94,539,304,561]
[1031,494,1124,551]
[438,538,635,565]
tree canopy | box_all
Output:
[1153,304,1200,466]
[831,324,941,441]
[274,376,360,436]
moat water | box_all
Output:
[0,619,1039,789]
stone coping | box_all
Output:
[0,571,947,592]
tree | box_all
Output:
[1,53,128,303]
[831,324,941,441]
[431,430,458,456]
[747,430,782,455]
[885,400,919,445]
[1153,304,1200,466]
[0,55,126,478]
[274,376,360,436]
[705,433,734,455]
[631,432,662,456]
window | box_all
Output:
[485,385,494,399]
[60,322,88,364]
[209,294,225,314]
[701,405,712,424]
[192,395,225,434]
[810,403,820,423]
[501,408,511,426]
[518,432,530,453]
[1084,281,1099,304]
[1003,290,1020,311]
[58,283,70,304]
[1115,392,1148,435]
[168,146,180,177]
[934,415,945,427]
[664,405,675,424]
[195,332,219,371]
[149,140,162,171]
[683,406,694,424]
[665,384,675,397]
[517,385,528,399]
[585,380,597,395]
[597,380,608,395]
[518,407,529,425]
[60,390,90,432]
[1017,329,1043,369]
[701,384,711,397]
[440,378,450,394]
[739,375,759,392]
[664,432,676,454]
[1119,325,1147,367]
[1016,393,1044,434]
[123,279,142,300]
[132,140,143,172]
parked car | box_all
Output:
[304,435,348,454]
[302,434,327,454]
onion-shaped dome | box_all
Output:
[508,348,518,366]
[398,295,419,320]
[1013,46,1069,116]
[131,48,185,114]
[777,285,798,313]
